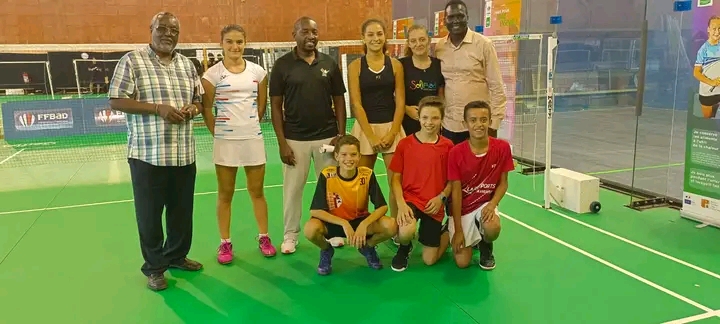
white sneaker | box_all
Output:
[281,238,298,254]
[327,237,345,248]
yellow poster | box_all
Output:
[393,17,414,39]
[434,11,448,38]
[483,0,522,35]
[482,0,522,142]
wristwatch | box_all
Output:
[439,192,447,203]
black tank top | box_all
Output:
[359,56,396,124]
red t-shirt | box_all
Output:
[388,134,454,221]
[447,138,515,216]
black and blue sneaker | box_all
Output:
[359,245,383,270]
[317,246,335,275]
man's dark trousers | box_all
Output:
[128,158,197,276]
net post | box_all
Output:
[262,48,271,121]
[46,61,55,99]
[536,37,544,111]
[532,35,545,190]
[73,59,82,98]
[341,53,351,117]
[544,35,558,210]
[202,48,208,72]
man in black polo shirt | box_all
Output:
[269,16,348,254]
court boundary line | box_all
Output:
[505,193,720,281]
[661,309,720,324]
[0,174,388,216]
[0,149,25,165]
[500,212,715,314]
[3,171,719,286]
[3,168,720,318]
[586,162,685,176]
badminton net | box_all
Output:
[0,36,546,168]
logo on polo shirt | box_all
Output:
[320,68,329,77]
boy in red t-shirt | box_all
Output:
[388,96,455,272]
[447,100,514,270]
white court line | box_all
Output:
[505,192,720,281]
[4,166,720,286]
[0,149,25,165]
[661,309,720,324]
[500,212,714,313]
[3,163,719,317]
[0,174,388,216]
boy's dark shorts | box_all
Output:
[409,204,445,247]
[699,94,720,107]
[318,216,372,239]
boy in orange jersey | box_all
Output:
[388,96,454,271]
[304,135,398,275]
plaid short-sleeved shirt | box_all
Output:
[108,45,202,167]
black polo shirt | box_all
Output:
[269,48,347,141]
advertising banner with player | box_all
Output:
[92,105,126,127]
[481,0,522,143]
[683,3,720,227]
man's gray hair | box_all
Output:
[150,12,179,29]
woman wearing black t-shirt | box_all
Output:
[348,18,406,220]
[399,25,445,135]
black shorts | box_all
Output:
[441,128,470,145]
[319,216,372,239]
[442,127,498,142]
[409,204,445,247]
[699,94,720,107]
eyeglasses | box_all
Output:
[155,25,179,36]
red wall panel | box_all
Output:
[0,0,392,44]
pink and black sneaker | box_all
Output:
[258,235,277,257]
[217,241,233,265]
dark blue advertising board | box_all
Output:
[1,98,127,140]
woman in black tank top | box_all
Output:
[399,25,446,135]
[348,18,406,219]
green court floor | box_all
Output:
[1,155,720,324]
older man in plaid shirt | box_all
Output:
[108,12,205,291]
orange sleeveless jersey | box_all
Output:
[310,166,387,221]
